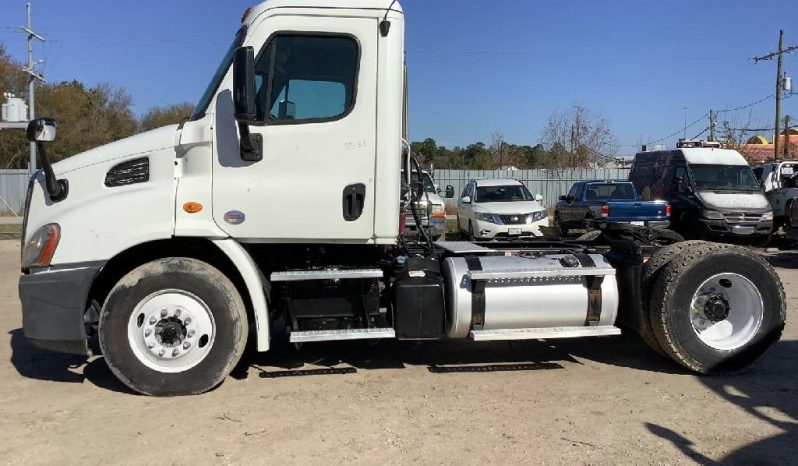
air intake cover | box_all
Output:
[105,157,149,187]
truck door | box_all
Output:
[212,14,378,241]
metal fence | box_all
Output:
[433,168,631,209]
[0,169,30,215]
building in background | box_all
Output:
[737,128,798,162]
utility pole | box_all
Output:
[18,3,46,175]
[785,114,792,159]
[753,30,798,162]
[709,109,716,142]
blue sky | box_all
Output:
[2,0,796,154]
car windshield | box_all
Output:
[190,27,247,120]
[690,164,760,191]
[476,185,533,203]
[585,183,635,201]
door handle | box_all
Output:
[342,184,366,222]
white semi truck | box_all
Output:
[19,0,786,396]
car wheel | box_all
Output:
[99,257,248,396]
[648,244,785,374]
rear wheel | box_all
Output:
[648,245,785,374]
[99,258,248,396]
[640,241,726,356]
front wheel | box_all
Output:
[99,258,248,396]
[648,245,785,374]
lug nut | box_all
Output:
[147,343,154,350]
[158,349,165,357]
[174,309,181,317]
[172,349,180,357]
[183,342,191,350]
[161,309,168,317]
[144,329,152,337]
[149,316,157,325]
[187,330,195,338]
[184,318,191,325]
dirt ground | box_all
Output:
[0,239,796,465]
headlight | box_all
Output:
[761,211,773,221]
[431,203,446,219]
[475,212,497,223]
[527,210,548,223]
[22,223,60,269]
[702,210,724,220]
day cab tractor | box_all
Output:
[19,0,786,396]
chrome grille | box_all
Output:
[498,214,527,225]
[722,212,762,224]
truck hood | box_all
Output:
[697,191,769,211]
[52,125,178,176]
[473,201,544,214]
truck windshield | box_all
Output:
[690,164,760,192]
[190,27,247,120]
[476,185,533,203]
[404,172,436,193]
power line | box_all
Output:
[645,113,708,145]
[690,127,710,140]
[716,94,774,114]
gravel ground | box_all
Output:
[0,239,796,465]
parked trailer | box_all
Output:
[19,0,786,396]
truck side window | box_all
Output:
[567,183,581,199]
[254,35,359,124]
[673,166,687,192]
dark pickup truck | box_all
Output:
[555,180,670,234]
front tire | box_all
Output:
[99,258,248,396]
[648,245,785,374]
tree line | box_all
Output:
[2,42,620,170]
[0,44,193,168]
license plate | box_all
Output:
[508,227,522,235]
[631,221,645,226]
[733,226,755,235]
[782,167,794,175]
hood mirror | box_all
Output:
[27,118,57,142]
[26,118,68,202]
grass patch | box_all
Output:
[0,224,22,240]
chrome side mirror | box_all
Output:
[26,118,57,142]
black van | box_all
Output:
[628,144,772,239]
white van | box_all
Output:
[629,142,772,239]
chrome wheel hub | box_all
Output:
[127,290,215,373]
[689,273,763,351]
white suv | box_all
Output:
[455,179,547,240]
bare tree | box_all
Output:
[541,105,619,168]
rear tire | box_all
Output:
[640,241,726,356]
[648,245,785,374]
[99,258,248,396]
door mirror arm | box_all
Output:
[26,118,68,202]
[233,46,263,162]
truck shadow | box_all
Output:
[233,330,683,380]
[644,339,798,464]
[8,329,135,394]
[765,251,798,269]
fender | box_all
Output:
[212,239,270,352]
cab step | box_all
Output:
[289,328,396,343]
[271,268,383,282]
[470,326,621,341]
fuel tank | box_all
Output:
[443,254,619,338]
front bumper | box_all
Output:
[473,218,548,239]
[19,263,103,355]
[595,219,670,229]
[699,219,772,236]
[405,215,446,239]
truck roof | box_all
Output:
[249,0,402,24]
[635,148,749,166]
